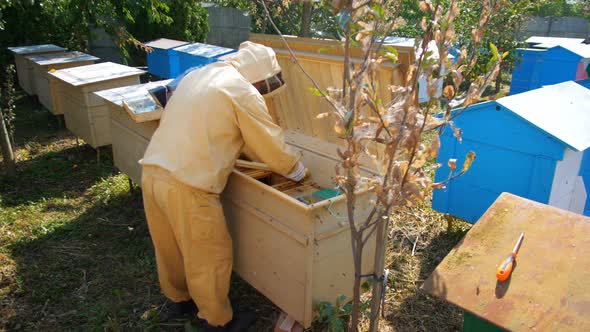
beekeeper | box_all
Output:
[140,41,306,331]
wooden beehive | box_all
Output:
[48,62,144,148]
[93,35,412,327]
[26,51,99,114]
[7,44,66,95]
[94,80,171,183]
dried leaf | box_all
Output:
[454,128,463,142]
[419,0,432,13]
[448,158,457,172]
[462,151,476,172]
[443,85,455,99]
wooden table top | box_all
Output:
[422,192,590,331]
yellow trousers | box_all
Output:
[141,165,233,326]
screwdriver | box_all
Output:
[496,232,525,282]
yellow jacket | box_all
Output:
[141,46,299,193]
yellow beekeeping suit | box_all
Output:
[140,42,299,327]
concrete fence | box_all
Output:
[521,16,589,39]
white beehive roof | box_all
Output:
[526,36,590,59]
[25,51,98,66]
[497,81,590,151]
[7,44,66,55]
[526,36,585,46]
[48,62,145,87]
[144,38,188,50]
[173,42,234,58]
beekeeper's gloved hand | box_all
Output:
[286,161,307,182]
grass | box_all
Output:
[0,92,470,331]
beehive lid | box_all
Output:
[25,51,98,66]
[95,79,172,107]
[145,38,188,50]
[497,81,590,151]
[94,79,172,122]
[173,42,235,58]
[48,62,145,87]
[422,192,590,331]
[526,36,585,46]
[7,44,66,55]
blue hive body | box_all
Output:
[583,151,590,216]
[509,37,590,95]
[170,43,235,78]
[145,38,189,79]
[577,80,590,216]
[433,81,590,222]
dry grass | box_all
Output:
[0,93,471,331]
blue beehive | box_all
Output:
[145,38,189,79]
[170,42,235,78]
[432,81,590,223]
[509,36,590,95]
[579,79,590,215]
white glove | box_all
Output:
[286,161,306,182]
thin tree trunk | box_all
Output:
[299,0,313,37]
[368,215,389,332]
[349,233,363,332]
[495,65,503,93]
[0,113,16,176]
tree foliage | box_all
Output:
[211,0,340,38]
[453,0,547,87]
[533,0,590,19]
[0,0,209,67]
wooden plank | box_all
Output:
[254,38,406,143]
[109,104,159,140]
[312,212,376,304]
[110,119,151,185]
[422,193,590,331]
[223,197,309,323]
[250,33,414,60]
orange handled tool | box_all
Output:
[496,232,525,282]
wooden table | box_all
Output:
[7,44,66,95]
[26,51,99,114]
[48,62,145,150]
[422,192,590,331]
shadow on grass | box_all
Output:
[3,177,281,332]
[3,180,167,331]
[0,144,115,207]
[384,220,469,332]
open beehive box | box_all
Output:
[26,51,99,114]
[93,34,411,327]
[48,62,145,148]
[95,80,171,184]
[7,44,66,95]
